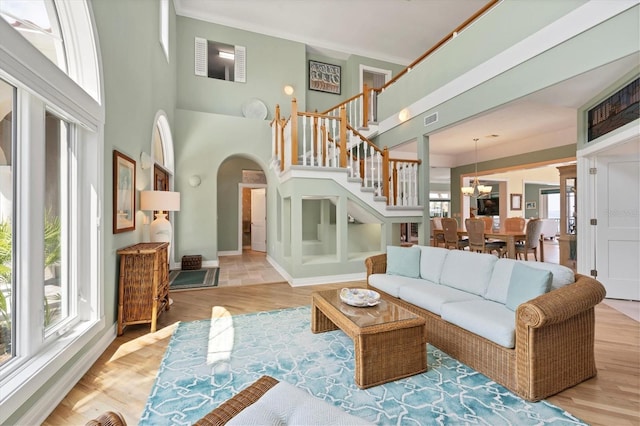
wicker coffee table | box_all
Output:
[311,289,426,388]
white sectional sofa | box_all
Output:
[365,245,606,401]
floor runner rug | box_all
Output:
[169,268,219,291]
[140,306,586,426]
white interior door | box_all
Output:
[251,188,266,252]
[596,142,640,300]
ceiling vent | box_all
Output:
[424,112,438,127]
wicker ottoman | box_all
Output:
[181,255,202,270]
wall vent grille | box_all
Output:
[424,112,438,127]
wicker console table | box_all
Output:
[117,242,170,335]
[311,289,426,388]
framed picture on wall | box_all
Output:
[309,60,341,94]
[525,201,536,209]
[510,193,522,211]
[113,150,136,233]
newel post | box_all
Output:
[362,83,369,129]
[339,105,347,168]
[382,147,390,204]
[273,104,280,159]
[291,98,298,166]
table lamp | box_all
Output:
[140,190,181,253]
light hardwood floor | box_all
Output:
[43,249,639,426]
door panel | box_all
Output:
[251,188,266,252]
[597,150,640,300]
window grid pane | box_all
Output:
[0,0,67,73]
[0,79,15,366]
[44,112,69,331]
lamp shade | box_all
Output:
[140,190,181,212]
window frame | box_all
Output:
[0,3,103,423]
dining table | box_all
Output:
[432,228,542,261]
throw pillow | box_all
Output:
[506,262,552,311]
[386,245,421,278]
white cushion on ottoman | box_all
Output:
[227,381,374,425]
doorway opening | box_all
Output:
[359,65,391,123]
[239,183,267,253]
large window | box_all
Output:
[0,1,102,423]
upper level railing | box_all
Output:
[271,99,421,207]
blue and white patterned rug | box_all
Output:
[140,306,586,425]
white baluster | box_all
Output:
[356,145,361,178]
[396,162,402,205]
[330,116,336,166]
[402,163,408,206]
[301,116,308,166]
[388,161,393,204]
[413,163,418,206]
[376,151,382,196]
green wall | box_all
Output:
[93,0,177,319]
[378,0,588,119]
[376,3,639,151]
[176,16,307,118]
[173,109,272,262]
[305,53,404,114]
[524,183,558,219]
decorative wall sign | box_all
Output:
[113,150,136,233]
[525,201,536,209]
[309,60,341,94]
[587,77,639,141]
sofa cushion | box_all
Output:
[386,245,421,278]
[439,250,498,296]
[418,246,449,282]
[506,263,552,311]
[227,381,374,425]
[398,280,482,316]
[441,300,516,348]
[485,259,575,304]
[368,274,427,298]
[518,261,574,290]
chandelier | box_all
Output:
[461,138,492,197]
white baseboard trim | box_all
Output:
[218,250,242,256]
[266,255,292,284]
[265,256,365,287]
[18,323,117,426]
[202,259,219,268]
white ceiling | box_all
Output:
[174,0,638,173]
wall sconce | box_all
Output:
[189,175,201,187]
[284,85,294,96]
[398,108,410,122]
[140,151,152,170]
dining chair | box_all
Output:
[479,216,493,232]
[431,218,445,247]
[465,218,503,256]
[442,218,468,250]
[515,218,544,261]
[504,217,526,232]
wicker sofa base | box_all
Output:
[365,253,606,401]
